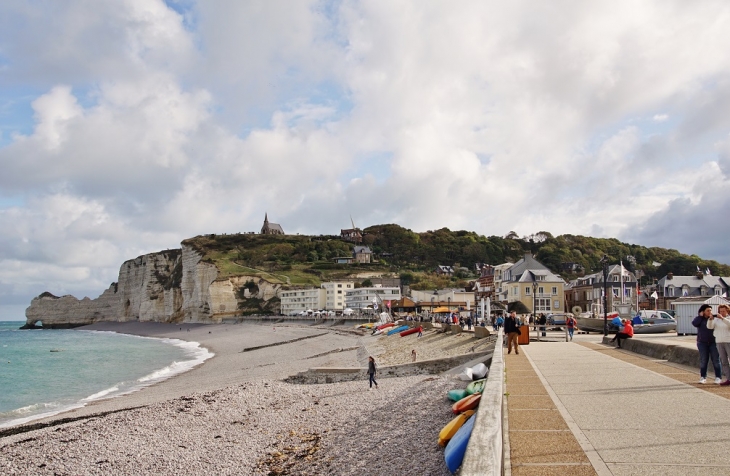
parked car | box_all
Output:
[546,312,574,327]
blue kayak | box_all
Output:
[386,325,409,335]
[444,413,476,473]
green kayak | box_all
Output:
[466,378,486,395]
[447,388,468,402]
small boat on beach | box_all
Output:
[444,413,476,473]
[399,326,422,337]
[447,389,468,402]
[452,393,481,414]
[386,325,409,336]
[471,363,488,379]
[457,367,473,381]
[376,322,395,331]
[466,378,485,395]
[438,410,475,447]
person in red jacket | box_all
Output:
[614,319,633,348]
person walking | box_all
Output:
[505,311,520,355]
[692,304,722,384]
[707,304,730,385]
[566,314,576,341]
[367,356,378,389]
[539,313,547,337]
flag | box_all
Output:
[697,265,701,272]
[706,268,711,276]
[372,297,378,311]
[650,291,658,299]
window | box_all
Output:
[613,275,619,282]
[337,284,342,288]
[538,287,544,295]
[552,287,557,295]
[525,287,531,295]
[612,288,619,297]
[554,300,560,309]
[667,286,674,297]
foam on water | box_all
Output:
[0,322,214,428]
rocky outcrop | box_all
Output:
[24,245,284,328]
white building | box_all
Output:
[321,281,354,310]
[279,288,326,316]
[345,286,401,310]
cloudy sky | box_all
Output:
[2,0,730,319]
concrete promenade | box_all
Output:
[506,334,730,475]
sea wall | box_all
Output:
[24,245,283,328]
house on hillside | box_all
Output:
[340,228,363,243]
[435,265,454,276]
[353,246,372,264]
[260,213,284,235]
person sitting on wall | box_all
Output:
[611,319,634,348]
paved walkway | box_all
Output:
[506,337,730,475]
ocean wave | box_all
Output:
[0,401,84,429]
[81,385,120,402]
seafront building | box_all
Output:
[321,281,354,310]
[279,288,326,315]
[502,253,566,313]
[345,286,401,311]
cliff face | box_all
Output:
[24,245,283,328]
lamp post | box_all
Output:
[601,255,609,336]
[532,281,538,315]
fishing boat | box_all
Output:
[471,363,488,379]
[438,410,475,447]
[575,311,676,334]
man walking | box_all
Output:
[505,311,521,355]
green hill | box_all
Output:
[182,226,730,290]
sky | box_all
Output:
[2,0,730,320]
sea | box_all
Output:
[0,320,213,428]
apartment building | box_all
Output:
[279,288,326,315]
[345,286,401,310]
[321,281,354,310]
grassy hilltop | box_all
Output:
[181,225,730,290]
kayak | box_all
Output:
[466,378,486,395]
[447,389,468,402]
[458,367,473,381]
[438,410,475,447]
[386,325,410,336]
[376,322,395,330]
[452,393,481,415]
[444,413,476,473]
[399,326,422,337]
[471,363,488,379]
[356,323,375,329]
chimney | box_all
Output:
[667,273,673,280]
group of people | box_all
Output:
[693,304,730,385]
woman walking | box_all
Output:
[368,356,378,389]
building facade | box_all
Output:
[656,273,729,310]
[503,254,566,314]
[279,288,325,315]
[345,286,401,310]
[567,265,638,315]
[321,281,354,310]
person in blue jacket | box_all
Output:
[692,304,722,384]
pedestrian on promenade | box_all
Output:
[539,313,547,337]
[505,311,520,355]
[707,304,730,385]
[611,319,633,348]
[496,315,504,331]
[367,356,378,389]
[566,315,576,341]
[692,304,722,384]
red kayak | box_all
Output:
[452,393,481,414]
[400,326,422,337]
[376,322,396,330]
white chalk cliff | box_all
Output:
[24,245,282,328]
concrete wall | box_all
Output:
[462,329,504,475]
[284,349,494,385]
[602,336,699,368]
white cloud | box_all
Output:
[3,0,730,310]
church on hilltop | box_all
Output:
[261,213,284,235]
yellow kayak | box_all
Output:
[438,410,475,447]
[356,323,375,329]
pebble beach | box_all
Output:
[0,321,490,475]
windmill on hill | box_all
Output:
[340,216,363,243]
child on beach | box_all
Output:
[412,349,417,362]
[368,356,378,389]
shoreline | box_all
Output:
[1,321,490,475]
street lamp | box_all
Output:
[600,255,609,336]
[532,281,538,315]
